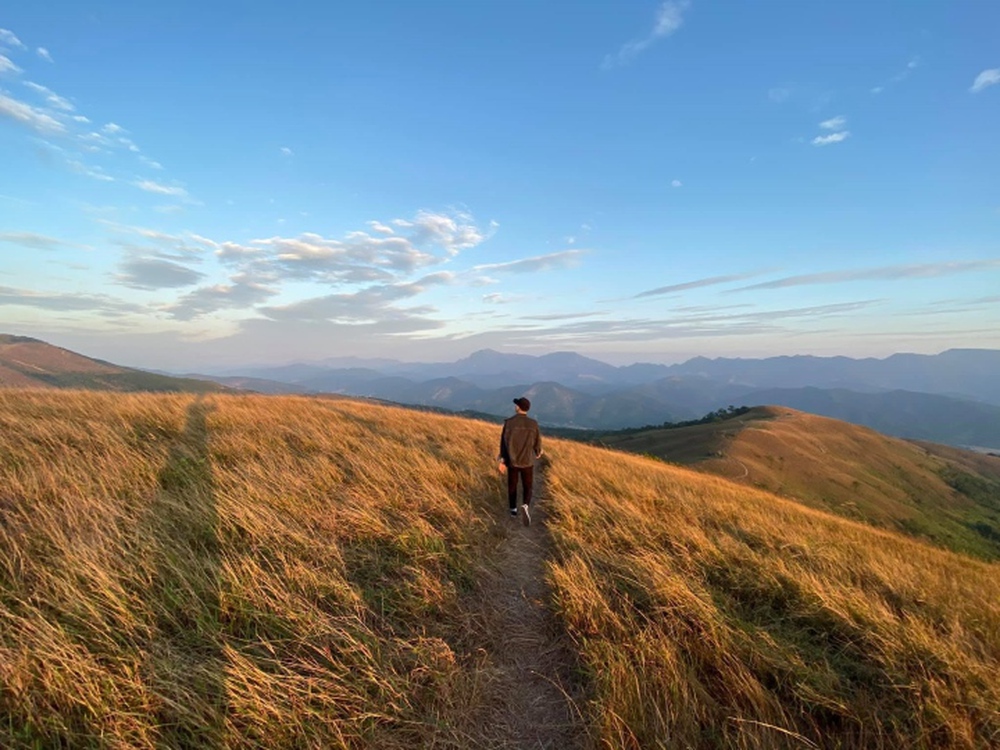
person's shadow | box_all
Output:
[144,397,224,747]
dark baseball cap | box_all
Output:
[513,397,531,411]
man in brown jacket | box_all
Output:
[497,397,543,526]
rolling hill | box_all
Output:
[0,334,225,394]
[1,388,998,747]
[735,386,1000,449]
[595,405,1000,559]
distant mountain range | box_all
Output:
[4,335,998,450]
[195,347,1000,448]
[219,347,1000,403]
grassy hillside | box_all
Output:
[0,389,511,747]
[0,334,224,393]
[596,406,1000,560]
[1,390,999,748]
[543,441,1000,749]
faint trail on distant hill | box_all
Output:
[467,468,588,749]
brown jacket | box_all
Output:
[499,413,542,468]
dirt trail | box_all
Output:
[469,471,588,749]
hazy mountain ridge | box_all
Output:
[7,336,999,447]
[197,347,1000,446]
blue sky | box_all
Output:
[1,1,998,370]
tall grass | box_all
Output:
[0,390,509,748]
[543,440,1000,748]
[3,389,999,748]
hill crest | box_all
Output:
[596,405,1000,559]
[0,334,224,393]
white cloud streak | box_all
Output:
[0,92,66,134]
[819,115,846,130]
[602,0,690,69]
[24,81,73,111]
[0,54,21,75]
[36,47,53,63]
[812,131,849,146]
[261,272,453,323]
[732,259,1000,292]
[0,29,25,50]
[0,232,74,250]
[635,271,762,298]
[473,249,585,274]
[0,285,146,315]
[134,180,189,198]
[970,68,1000,93]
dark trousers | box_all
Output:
[507,465,534,511]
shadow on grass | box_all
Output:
[145,397,225,747]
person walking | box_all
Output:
[497,397,543,526]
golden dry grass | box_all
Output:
[2,389,999,749]
[600,406,1000,560]
[543,439,1000,749]
[0,389,513,748]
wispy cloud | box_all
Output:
[133,179,190,198]
[602,0,690,69]
[260,272,453,324]
[368,221,395,235]
[0,232,75,251]
[732,259,1000,292]
[635,271,762,298]
[451,300,881,348]
[671,179,682,188]
[812,131,849,146]
[100,222,212,262]
[23,81,74,111]
[0,54,21,75]
[0,92,66,134]
[115,257,205,290]
[0,29,25,50]
[0,285,145,315]
[522,311,604,321]
[36,47,52,63]
[252,210,492,283]
[166,276,278,321]
[392,210,494,255]
[970,68,1000,93]
[279,146,293,156]
[473,249,585,275]
[871,56,919,95]
[67,159,115,182]
[819,115,846,130]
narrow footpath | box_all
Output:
[469,471,588,749]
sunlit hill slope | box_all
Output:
[0,334,224,393]
[1,390,998,748]
[595,406,1000,561]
